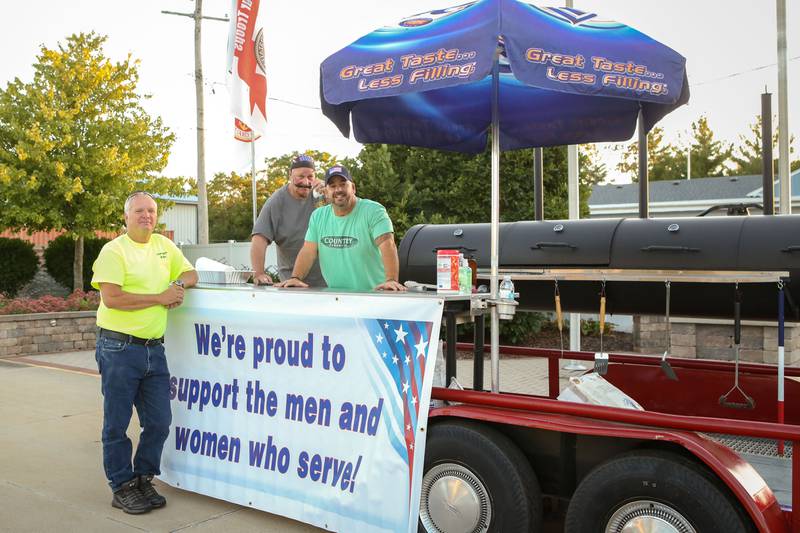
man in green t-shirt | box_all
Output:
[277,166,406,292]
[91,192,198,514]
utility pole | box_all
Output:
[776,0,791,214]
[162,1,229,244]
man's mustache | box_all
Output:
[295,184,313,189]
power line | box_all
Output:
[181,53,800,111]
[691,55,800,87]
[180,73,322,110]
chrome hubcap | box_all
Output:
[419,463,490,533]
[606,500,696,533]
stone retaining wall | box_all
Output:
[634,315,800,365]
[0,311,96,358]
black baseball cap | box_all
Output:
[324,165,353,185]
[290,154,315,170]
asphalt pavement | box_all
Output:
[0,349,574,532]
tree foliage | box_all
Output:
[0,32,182,289]
[686,116,731,178]
[203,142,603,244]
[616,115,798,183]
[350,143,599,241]
[730,115,799,176]
[616,127,685,182]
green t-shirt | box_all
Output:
[305,198,393,291]
[91,233,194,338]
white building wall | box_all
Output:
[160,203,198,244]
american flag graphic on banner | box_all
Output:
[362,317,434,495]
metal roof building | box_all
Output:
[589,170,800,218]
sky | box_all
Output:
[0,1,797,184]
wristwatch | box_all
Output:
[172,280,185,287]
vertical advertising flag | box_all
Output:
[227,0,267,134]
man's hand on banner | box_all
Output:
[253,272,274,286]
[375,280,407,292]
[276,277,309,288]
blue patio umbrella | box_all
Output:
[320,0,689,394]
[321,1,689,152]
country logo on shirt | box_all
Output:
[321,236,359,248]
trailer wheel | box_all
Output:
[418,421,542,533]
[565,450,754,533]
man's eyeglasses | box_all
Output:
[126,191,154,201]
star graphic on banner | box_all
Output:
[404,355,410,366]
[411,395,418,405]
[410,443,415,450]
[415,339,428,358]
[406,424,411,431]
[375,333,384,344]
[402,381,409,393]
[392,355,399,365]
[382,351,387,359]
[383,322,390,329]
[394,325,408,344]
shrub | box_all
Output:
[44,235,110,290]
[0,290,100,315]
[0,237,39,297]
[500,311,547,345]
[580,318,615,336]
[458,310,546,346]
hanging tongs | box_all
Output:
[719,285,756,409]
[660,281,678,380]
[594,280,608,375]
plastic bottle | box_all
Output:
[467,255,477,291]
[499,275,515,300]
[459,255,471,295]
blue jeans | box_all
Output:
[95,335,172,492]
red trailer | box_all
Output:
[414,268,798,533]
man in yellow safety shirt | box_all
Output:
[91,191,198,514]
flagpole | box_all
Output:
[251,139,257,227]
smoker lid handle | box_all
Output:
[432,246,477,253]
[781,246,800,253]
[640,245,700,253]
[531,242,576,250]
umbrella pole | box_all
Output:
[490,48,501,393]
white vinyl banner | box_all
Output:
[161,288,444,533]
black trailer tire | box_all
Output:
[564,449,754,533]
[418,420,542,533]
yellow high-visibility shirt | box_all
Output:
[91,233,193,339]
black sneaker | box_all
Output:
[111,479,152,514]
[138,475,167,508]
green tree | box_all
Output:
[729,115,799,176]
[615,127,684,182]
[579,144,608,187]
[0,33,180,290]
[351,142,597,241]
[685,116,731,178]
